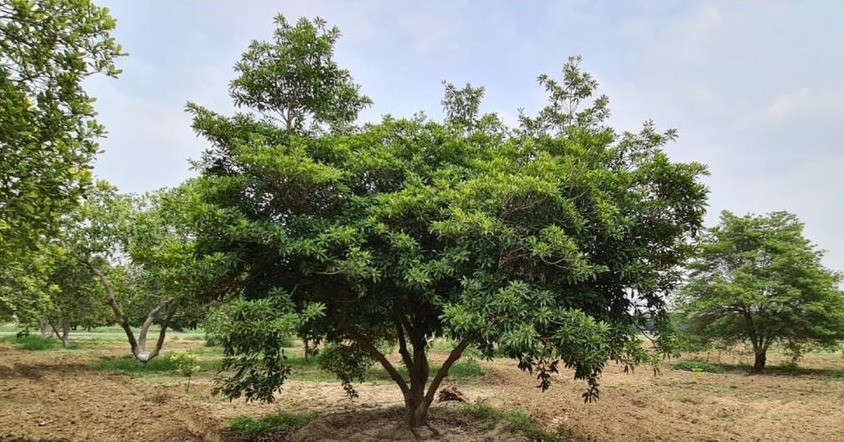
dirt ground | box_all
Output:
[1,339,843,441]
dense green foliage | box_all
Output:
[189,15,708,428]
[679,211,844,372]
[0,0,123,277]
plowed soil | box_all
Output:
[1,339,843,441]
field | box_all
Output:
[1,329,843,441]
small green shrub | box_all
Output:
[673,360,725,374]
[229,411,318,437]
[170,351,201,392]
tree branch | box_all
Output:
[342,323,409,396]
[423,340,470,406]
[83,260,138,354]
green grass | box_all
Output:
[228,411,318,437]
[459,403,563,441]
[0,335,79,351]
[91,354,221,377]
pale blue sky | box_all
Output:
[87,2,844,271]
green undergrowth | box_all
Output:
[228,411,319,437]
[0,335,80,351]
[459,403,564,441]
[91,354,220,377]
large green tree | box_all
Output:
[189,15,708,430]
[0,0,123,322]
[679,211,844,372]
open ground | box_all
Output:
[1,329,842,441]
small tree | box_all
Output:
[189,14,709,430]
[679,211,844,372]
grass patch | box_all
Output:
[0,335,79,351]
[91,354,220,377]
[228,411,318,437]
[459,403,562,441]
[673,360,726,374]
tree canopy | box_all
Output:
[189,14,709,429]
[0,0,123,253]
[0,0,123,321]
[679,211,844,372]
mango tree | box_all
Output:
[189,14,709,430]
[679,211,844,372]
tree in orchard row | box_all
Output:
[679,211,844,372]
[47,182,222,360]
[189,15,709,430]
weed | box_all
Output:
[228,411,318,437]
[459,403,562,441]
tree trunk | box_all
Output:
[83,261,176,364]
[752,350,766,372]
[59,317,70,348]
[39,319,52,338]
[48,317,71,348]
[344,321,469,429]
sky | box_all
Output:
[87,2,844,272]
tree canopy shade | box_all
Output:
[679,211,844,372]
[189,15,709,429]
[0,0,123,259]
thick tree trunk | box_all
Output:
[344,321,469,429]
[39,319,52,338]
[752,350,766,373]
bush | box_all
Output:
[229,411,318,437]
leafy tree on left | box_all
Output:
[0,0,124,320]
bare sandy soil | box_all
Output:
[1,339,843,441]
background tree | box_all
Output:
[679,211,844,372]
[0,0,123,264]
[190,16,709,430]
[50,181,221,363]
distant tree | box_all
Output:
[0,0,123,266]
[679,211,844,372]
[190,16,708,430]
[52,182,221,362]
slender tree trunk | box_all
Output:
[83,260,176,364]
[135,303,177,363]
[48,317,71,348]
[59,317,70,348]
